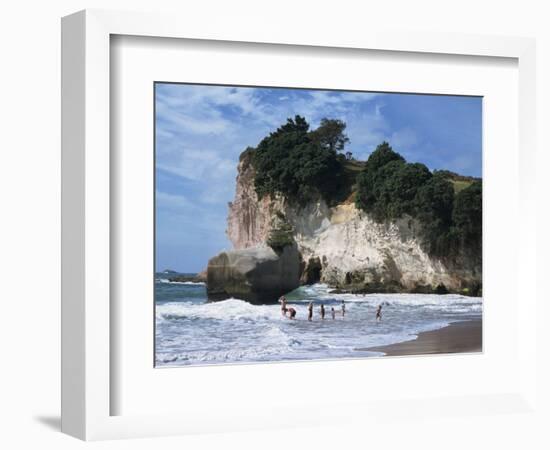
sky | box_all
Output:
[155,83,482,272]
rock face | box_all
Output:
[206,244,301,304]
[292,204,480,292]
[226,151,284,249]
[216,152,482,296]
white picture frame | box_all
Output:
[61,9,537,441]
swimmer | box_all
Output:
[376,304,382,321]
[287,307,297,319]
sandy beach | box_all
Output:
[364,319,482,356]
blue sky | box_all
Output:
[155,83,482,272]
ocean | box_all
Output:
[155,273,482,367]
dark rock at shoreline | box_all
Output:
[328,281,404,295]
[300,256,322,284]
[327,280,482,296]
[206,244,300,304]
[168,270,207,284]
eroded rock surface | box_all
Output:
[206,244,300,304]
[220,153,481,296]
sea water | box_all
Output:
[155,274,482,367]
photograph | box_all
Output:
[154,83,483,367]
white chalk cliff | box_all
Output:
[224,153,481,294]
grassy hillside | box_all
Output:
[341,161,479,199]
[434,170,480,194]
[450,179,474,194]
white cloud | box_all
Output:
[390,127,419,152]
[156,101,230,135]
[157,84,384,148]
[158,85,259,111]
[155,84,391,264]
[343,106,390,159]
[309,90,378,108]
[157,147,236,183]
[156,191,193,211]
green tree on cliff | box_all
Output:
[253,116,344,204]
[355,142,407,218]
[310,118,350,153]
[379,162,432,218]
[249,118,482,260]
[452,180,482,250]
[355,141,481,258]
[415,172,456,255]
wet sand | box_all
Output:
[364,320,482,356]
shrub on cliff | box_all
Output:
[355,142,432,221]
[309,118,350,152]
[266,213,295,251]
[452,180,482,250]
[415,172,456,255]
[360,141,405,173]
[355,142,405,215]
[355,142,482,259]
[380,162,432,218]
[252,116,346,205]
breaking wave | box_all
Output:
[155,282,482,366]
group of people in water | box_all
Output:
[278,296,383,322]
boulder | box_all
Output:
[206,244,300,304]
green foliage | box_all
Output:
[433,169,478,194]
[247,116,482,260]
[415,172,456,255]
[266,214,295,251]
[355,142,405,214]
[252,116,344,204]
[452,180,482,250]
[433,169,479,183]
[364,141,405,172]
[355,142,482,258]
[309,118,350,153]
[355,143,431,221]
[379,162,432,218]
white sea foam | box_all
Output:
[155,283,483,366]
[157,298,279,322]
[156,278,205,285]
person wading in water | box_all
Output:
[307,302,313,321]
[376,304,383,322]
[320,304,325,320]
[279,296,288,317]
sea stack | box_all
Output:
[206,145,482,300]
